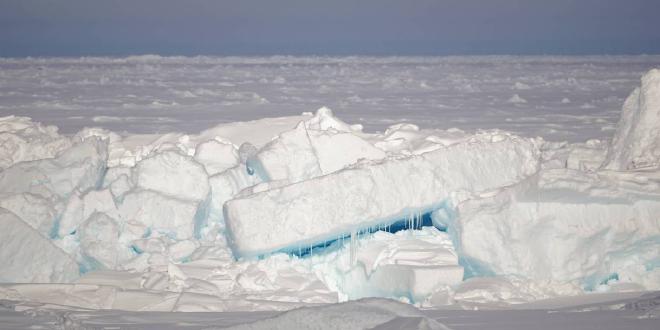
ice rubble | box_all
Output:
[0,69,659,312]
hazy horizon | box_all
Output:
[2,0,660,57]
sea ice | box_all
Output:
[0,63,659,316]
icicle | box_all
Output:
[350,229,357,266]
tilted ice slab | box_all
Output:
[0,209,78,283]
[225,132,540,258]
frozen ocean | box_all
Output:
[1,55,659,329]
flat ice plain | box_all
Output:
[1,56,660,329]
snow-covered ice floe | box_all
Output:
[0,68,659,317]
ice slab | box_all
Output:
[455,168,660,291]
[225,133,540,258]
[0,209,79,283]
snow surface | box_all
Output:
[1,56,660,328]
[2,56,660,142]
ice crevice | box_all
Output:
[281,207,438,258]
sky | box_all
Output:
[1,0,659,57]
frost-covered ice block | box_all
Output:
[604,68,660,170]
[455,168,660,290]
[118,190,199,239]
[225,133,540,257]
[207,165,262,226]
[194,139,239,176]
[307,129,386,174]
[254,111,384,184]
[0,137,108,200]
[134,150,209,202]
[79,212,122,269]
[0,193,56,236]
[254,123,321,182]
[0,209,78,283]
[58,188,118,237]
[0,115,72,169]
